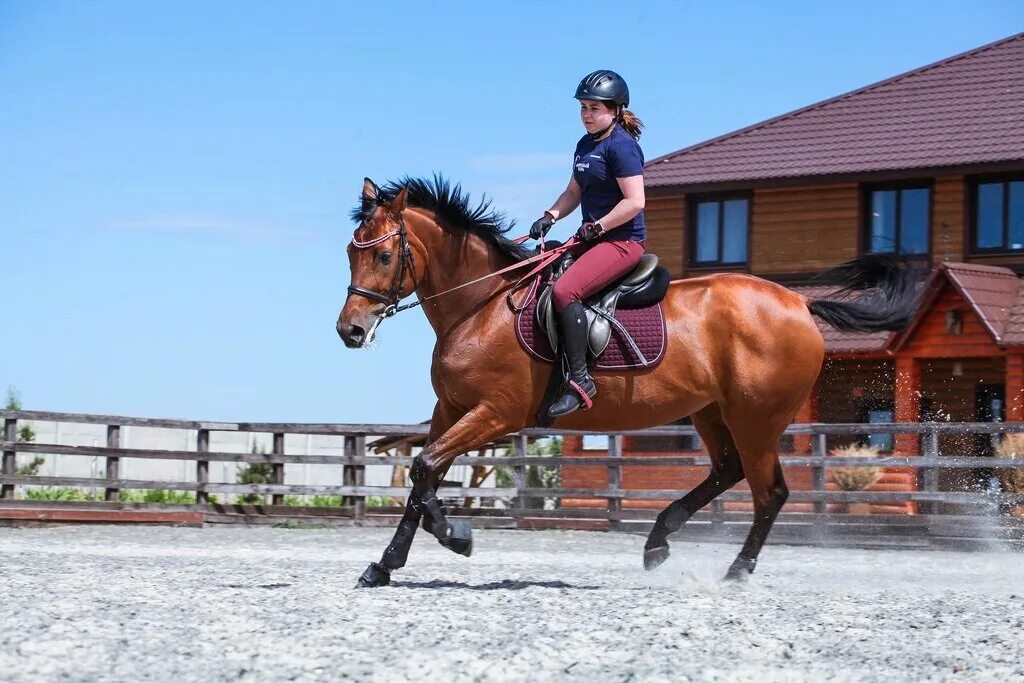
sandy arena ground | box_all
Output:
[1,525,1022,682]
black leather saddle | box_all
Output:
[534,246,671,358]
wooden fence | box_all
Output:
[2,410,1024,550]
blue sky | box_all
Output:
[2,1,1021,423]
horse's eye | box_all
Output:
[379,252,393,265]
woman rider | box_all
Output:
[529,69,646,418]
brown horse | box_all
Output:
[337,176,916,587]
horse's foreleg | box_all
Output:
[356,403,457,588]
[410,403,514,557]
[357,492,424,587]
[356,402,513,587]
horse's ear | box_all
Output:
[362,178,379,201]
[389,186,409,215]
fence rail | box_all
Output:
[2,410,1024,549]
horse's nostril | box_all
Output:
[349,324,366,342]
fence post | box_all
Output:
[341,434,367,517]
[272,432,285,506]
[513,434,528,512]
[2,418,16,499]
[920,428,939,515]
[342,435,354,508]
[354,434,366,519]
[812,432,827,515]
[711,499,725,528]
[104,425,121,502]
[196,429,209,504]
[608,434,622,530]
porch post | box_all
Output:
[1007,354,1024,422]
[894,355,921,455]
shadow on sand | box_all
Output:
[389,579,607,591]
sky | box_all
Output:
[1,1,1021,423]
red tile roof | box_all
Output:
[943,263,1020,342]
[647,33,1024,188]
[1002,281,1024,346]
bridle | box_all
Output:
[346,207,579,337]
[347,211,420,319]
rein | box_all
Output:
[347,214,578,319]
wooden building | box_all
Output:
[563,33,1024,510]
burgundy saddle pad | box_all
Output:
[514,283,667,371]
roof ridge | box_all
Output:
[646,32,1024,167]
[942,262,1018,276]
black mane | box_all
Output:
[350,175,532,262]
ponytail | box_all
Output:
[619,108,644,140]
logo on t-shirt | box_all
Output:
[574,155,589,173]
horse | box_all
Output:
[336,175,917,587]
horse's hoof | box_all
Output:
[643,544,670,571]
[439,519,473,557]
[723,557,756,583]
[355,562,391,588]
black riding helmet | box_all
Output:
[574,70,629,108]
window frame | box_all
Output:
[686,191,752,269]
[860,179,933,260]
[968,172,1024,255]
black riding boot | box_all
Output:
[548,301,597,418]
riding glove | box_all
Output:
[530,213,556,240]
[576,221,605,243]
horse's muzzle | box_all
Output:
[337,320,368,348]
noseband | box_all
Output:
[347,211,419,318]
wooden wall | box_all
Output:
[931,175,965,264]
[644,171,1024,278]
[643,195,685,278]
[749,183,860,274]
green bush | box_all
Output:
[495,437,562,509]
[119,489,203,504]
[16,456,44,476]
[236,445,274,504]
[24,487,100,501]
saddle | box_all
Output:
[534,251,671,363]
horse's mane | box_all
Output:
[350,175,532,262]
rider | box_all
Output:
[530,69,646,418]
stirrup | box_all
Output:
[567,379,595,410]
[548,378,596,418]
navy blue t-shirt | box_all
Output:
[572,124,646,241]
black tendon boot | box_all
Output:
[548,300,597,418]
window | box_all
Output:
[865,185,930,256]
[856,399,894,451]
[972,177,1024,252]
[689,195,750,266]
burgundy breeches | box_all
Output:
[552,238,645,311]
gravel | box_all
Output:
[1,525,1022,682]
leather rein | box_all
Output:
[347,212,578,322]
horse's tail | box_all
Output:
[806,255,920,332]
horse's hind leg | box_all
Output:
[722,415,791,582]
[643,403,744,570]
